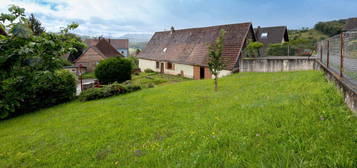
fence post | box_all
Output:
[320,43,323,62]
[340,33,344,77]
[327,40,330,68]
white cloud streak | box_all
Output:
[0,0,167,37]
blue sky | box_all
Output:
[1,0,357,37]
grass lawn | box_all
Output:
[129,72,190,88]
[0,71,356,167]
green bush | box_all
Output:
[0,70,76,119]
[267,43,291,56]
[78,83,141,101]
[144,69,155,73]
[95,57,132,84]
[244,41,263,57]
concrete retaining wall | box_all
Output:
[314,61,357,114]
[239,56,316,72]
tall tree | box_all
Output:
[208,29,225,91]
[28,13,45,35]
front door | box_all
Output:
[200,67,205,79]
[160,63,164,73]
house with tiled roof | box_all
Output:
[74,38,123,72]
[254,26,289,56]
[137,22,257,79]
[343,18,357,31]
[84,38,129,57]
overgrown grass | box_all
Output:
[0,71,356,167]
[129,72,190,88]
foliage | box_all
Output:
[0,5,80,119]
[0,71,356,167]
[144,68,155,73]
[64,33,87,62]
[208,29,225,91]
[244,40,263,57]
[127,55,139,69]
[95,57,132,84]
[28,14,44,36]
[266,38,315,56]
[314,19,346,36]
[78,83,141,101]
[0,70,76,119]
[266,42,293,56]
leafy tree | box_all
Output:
[208,29,225,91]
[314,20,346,36]
[64,33,87,62]
[244,41,263,57]
[267,43,292,56]
[0,5,81,119]
[28,13,45,35]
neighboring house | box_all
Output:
[343,18,357,31]
[74,38,123,72]
[64,66,86,74]
[138,22,257,79]
[84,38,129,57]
[254,26,289,56]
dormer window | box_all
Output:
[261,32,268,38]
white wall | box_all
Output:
[139,59,158,72]
[215,70,232,78]
[165,63,194,78]
[139,59,194,78]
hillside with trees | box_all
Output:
[267,19,349,56]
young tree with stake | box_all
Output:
[208,29,225,91]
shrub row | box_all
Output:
[0,70,76,119]
[78,83,141,101]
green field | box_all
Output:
[0,71,356,167]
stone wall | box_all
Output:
[239,56,316,72]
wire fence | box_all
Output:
[317,31,357,86]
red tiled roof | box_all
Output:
[74,39,122,63]
[95,39,122,57]
[138,22,254,70]
[84,38,128,49]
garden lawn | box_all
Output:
[0,71,356,167]
[129,72,190,87]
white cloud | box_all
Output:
[0,0,168,36]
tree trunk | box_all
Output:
[214,75,218,91]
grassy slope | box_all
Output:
[289,29,329,41]
[0,71,356,167]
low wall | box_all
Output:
[314,61,357,114]
[239,56,316,72]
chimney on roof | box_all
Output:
[170,26,175,35]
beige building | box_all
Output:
[138,22,257,79]
[74,38,123,72]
